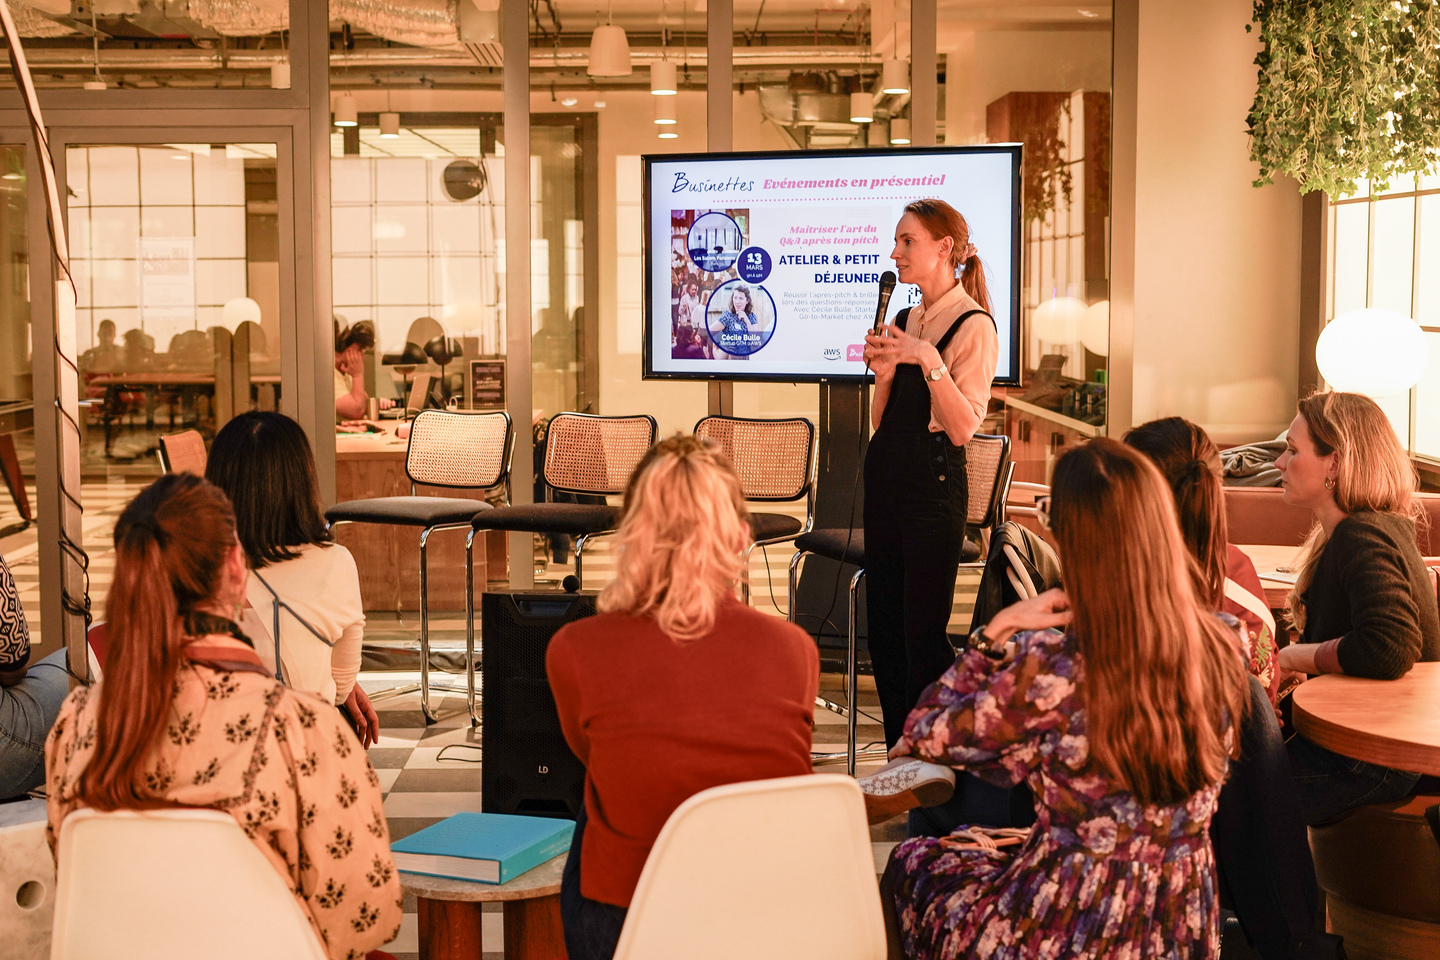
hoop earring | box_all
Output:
[1325,477,1336,489]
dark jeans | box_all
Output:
[559,805,628,960]
[864,431,969,749]
[1286,730,1420,826]
[907,772,1036,838]
[1213,676,1344,960]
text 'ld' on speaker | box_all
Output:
[481,591,596,819]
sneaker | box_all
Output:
[857,758,957,825]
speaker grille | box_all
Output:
[481,592,596,819]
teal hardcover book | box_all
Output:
[390,813,575,885]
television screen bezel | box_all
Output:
[641,143,1024,385]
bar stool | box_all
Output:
[694,415,815,605]
[788,433,1012,775]
[326,409,513,723]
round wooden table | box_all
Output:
[402,854,568,960]
[1291,661,1440,776]
[406,857,567,960]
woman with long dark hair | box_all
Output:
[44,473,400,959]
[206,411,378,746]
[860,199,999,759]
[882,439,1249,959]
[1125,416,1278,701]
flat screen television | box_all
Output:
[643,145,1022,384]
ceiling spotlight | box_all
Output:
[333,93,358,127]
[83,80,107,91]
[654,97,677,125]
[881,59,909,96]
[849,91,873,124]
[650,59,678,95]
[1077,8,1099,16]
[379,112,400,138]
[587,24,633,77]
[593,100,607,109]
[889,117,911,145]
[561,96,579,106]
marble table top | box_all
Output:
[400,853,566,902]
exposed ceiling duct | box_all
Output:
[186,0,287,36]
[330,0,461,48]
[11,3,75,37]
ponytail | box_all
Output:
[960,253,993,315]
[76,473,238,810]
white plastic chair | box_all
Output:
[611,774,886,960]
[0,818,53,960]
[51,808,328,960]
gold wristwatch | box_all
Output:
[927,362,947,381]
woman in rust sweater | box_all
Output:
[546,435,818,960]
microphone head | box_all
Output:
[879,270,897,293]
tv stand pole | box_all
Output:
[792,380,869,652]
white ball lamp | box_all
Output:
[1315,308,1430,397]
[221,297,262,331]
[1080,300,1109,356]
[1030,296,1087,344]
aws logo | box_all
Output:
[822,347,842,360]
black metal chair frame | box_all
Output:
[326,409,514,724]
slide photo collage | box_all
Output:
[668,209,777,361]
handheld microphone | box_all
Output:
[872,270,897,333]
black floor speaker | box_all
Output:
[481,590,596,819]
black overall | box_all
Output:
[863,307,989,749]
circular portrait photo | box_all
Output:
[687,211,744,274]
[705,280,777,358]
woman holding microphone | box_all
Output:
[862,199,999,778]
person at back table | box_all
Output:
[44,474,401,960]
[1125,416,1278,702]
[547,435,819,960]
[205,411,379,747]
[1273,391,1440,824]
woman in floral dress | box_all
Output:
[883,438,1250,960]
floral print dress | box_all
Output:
[45,635,402,960]
[888,628,1225,960]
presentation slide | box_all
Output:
[644,146,1020,383]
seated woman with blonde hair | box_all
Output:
[547,435,819,960]
[44,473,401,960]
[1275,391,1440,823]
[883,439,1250,959]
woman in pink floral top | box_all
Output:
[44,474,401,960]
[883,439,1250,959]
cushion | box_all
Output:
[750,512,804,543]
[471,502,622,536]
[326,496,491,528]
[795,529,980,567]
[795,529,866,567]
[1309,794,1440,922]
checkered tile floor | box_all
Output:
[3,479,984,958]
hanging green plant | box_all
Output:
[1006,94,1073,227]
[1247,0,1440,196]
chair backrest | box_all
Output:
[611,774,886,960]
[694,416,815,503]
[0,819,54,960]
[52,808,328,960]
[963,433,1011,529]
[404,409,513,491]
[543,413,658,496]
[157,430,207,476]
